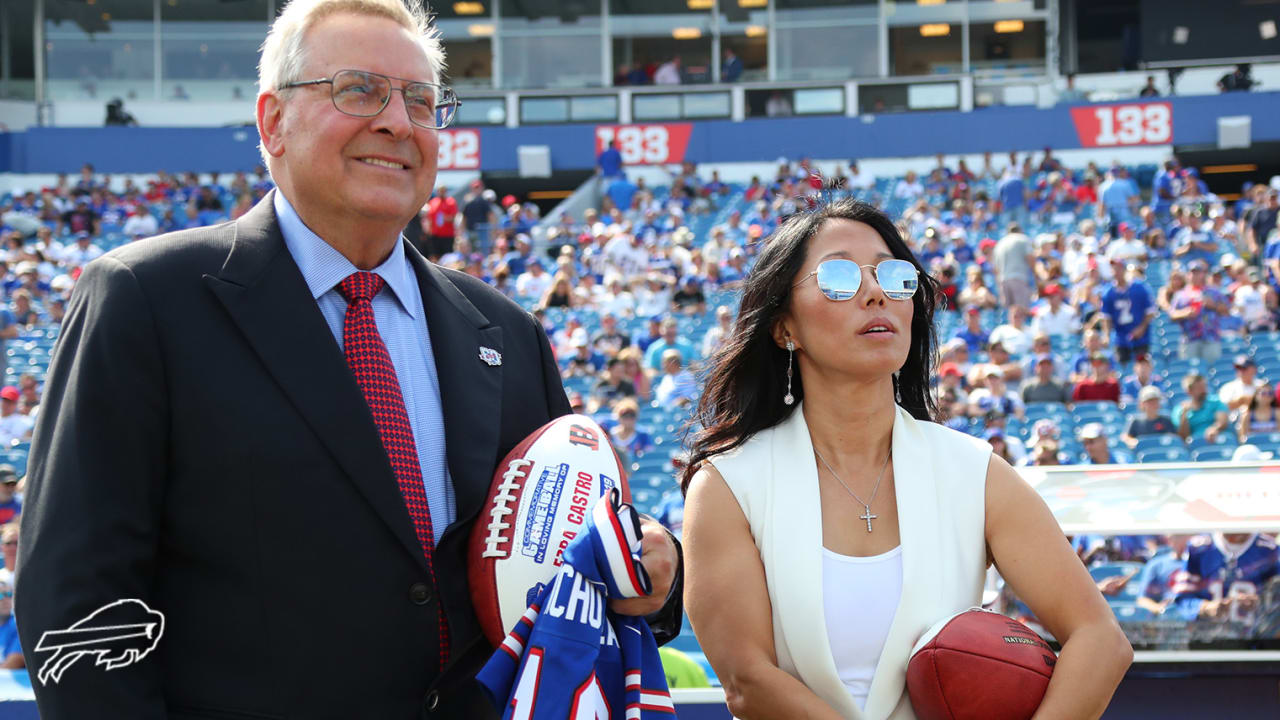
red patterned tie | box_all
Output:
[337,271,449,665]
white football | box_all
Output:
[469,414,630,646]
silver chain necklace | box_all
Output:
[814,445,891,533]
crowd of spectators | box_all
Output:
[3,146,1280,656]
[9,153,1279,475]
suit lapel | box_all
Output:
[404,248,502,538]
[202,192,429,573]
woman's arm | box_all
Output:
[985,456,1132,720]
[684,464,844,720]
[1237,409,1252,445]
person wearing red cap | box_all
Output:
[1029,283,1081,339]
[935,363,968,419]
[0,388,29,448]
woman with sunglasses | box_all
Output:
[1238,382,1278,444]
[681,199,1130,720]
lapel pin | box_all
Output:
[479,346,502,367]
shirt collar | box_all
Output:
[274,191,418,318]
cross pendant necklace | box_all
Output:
[859,507,878,533]
[814,445,891,534]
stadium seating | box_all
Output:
[1136,447,1192,463]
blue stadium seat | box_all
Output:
[1249,442,1280,458]
[1187,434,1236,450]
[1074,401,1120,416]
[630,487,659,513]
[1134,433,1183,451]
[631,455,673,476]
[1191,446,1235,462]
[1245,432,1280,446]
[1025,402,1069,422]
[1137,446,1191,463]
[631,473,673,491]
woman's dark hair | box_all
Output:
[681,198,939,492]
[1249,384,1274,412]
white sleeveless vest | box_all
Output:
[709,403,991,720]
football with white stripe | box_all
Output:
[469,414,631,647]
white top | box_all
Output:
[823,546,904,711]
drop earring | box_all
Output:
[784,340,795,405]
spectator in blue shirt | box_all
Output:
[643,317,698,372]
[0,580,18,669]
[1068,329,1113,383]
[953,307,989,354]
[1120,354,1164,405]
[918,228,946,269]
[1099,263,1154,363]
[720,48,743,83]
[597,140,624,179]
[632,315,665,355]
[1098,167,1138,228]
[654,348,698,410]
[1171,213,1219,269]
[1080,423,1123,465]
[561,334,606,377]
[605,175,638,212]
[608,398,654,457]
[997,167,1028,227]
[1152,160,1181,222]
[946,229,974,265]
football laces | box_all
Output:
[481,458,533,558]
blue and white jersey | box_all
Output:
[478,491,675,720]
[1171,534,1279,619]
[1100,282,1153,349]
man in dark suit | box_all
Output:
[16,2,678,718]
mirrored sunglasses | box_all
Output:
[794,258,920,302]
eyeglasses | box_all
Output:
[793,258,920,302]
[281,69,461,130]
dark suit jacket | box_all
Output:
[17,193,672,719]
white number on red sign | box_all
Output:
[1092,104,1171,146]
[438,130,479,170]
[596,125,672,165]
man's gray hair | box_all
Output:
[257,0,446,164]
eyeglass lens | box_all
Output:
[331,70,457,129]
[815,259,918,301]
